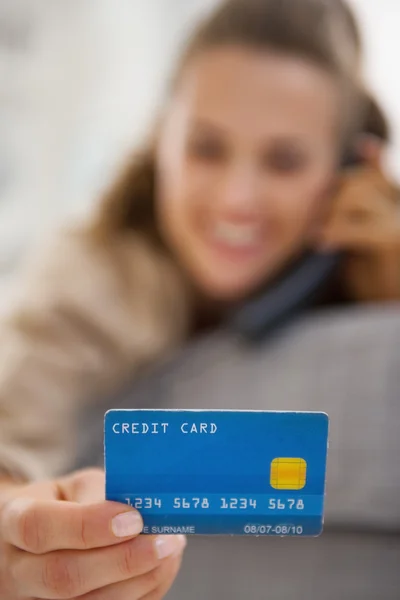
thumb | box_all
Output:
[1,469,144,553]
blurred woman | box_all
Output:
[0,0,398,598]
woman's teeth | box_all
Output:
[212,222,261,246]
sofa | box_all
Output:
[74,304,400,599]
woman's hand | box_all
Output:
[0,468,186,600]
[316,139,400,301]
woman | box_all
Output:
[0,0,399,598]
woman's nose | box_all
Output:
[216,163,262,214]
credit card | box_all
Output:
[104,409,329,536]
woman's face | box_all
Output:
[156,46,341,300]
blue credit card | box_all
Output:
[104,410,329,536]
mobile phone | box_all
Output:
[230,249,340,341]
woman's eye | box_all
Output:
[262,151,305,173]
[187,139,226,162]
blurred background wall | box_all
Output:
[0,0,399,279]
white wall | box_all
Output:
[0,0,399,272]
[349,0,400,178]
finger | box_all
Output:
[57,468,106,504]
[318,220,392,251]
[77,550,184,600]
[13,534,186,599]
[317,230,371,252]
[1,496,143,553]
[143,551,184,600]
[0,479,59,508]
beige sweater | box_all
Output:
[0,229,190,482]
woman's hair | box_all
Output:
[91,0,390,241]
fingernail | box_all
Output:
[155,534,187,559]
[111,511,143,537]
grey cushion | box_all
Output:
[174,532,400,600]
[74,304,400,599]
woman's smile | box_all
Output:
[203,218,267,262]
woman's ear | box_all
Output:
[354,133,386,170]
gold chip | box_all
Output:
[270,457,307,490]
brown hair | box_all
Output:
[90,0,390,241]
